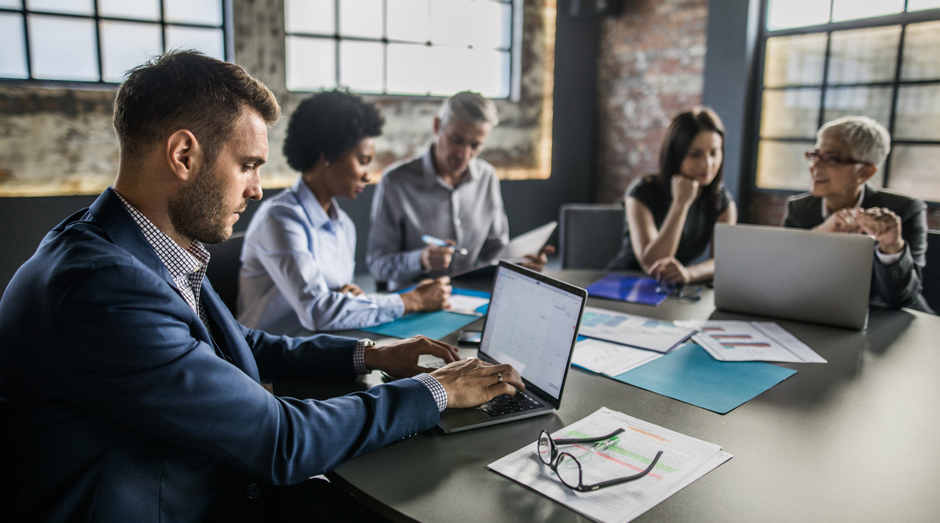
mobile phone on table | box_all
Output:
[458,330,482,345]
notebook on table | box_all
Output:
[437,261,587,433]
[714,224,874,330]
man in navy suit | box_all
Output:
[0,51,523,522]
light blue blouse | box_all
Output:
[238,178,404,335]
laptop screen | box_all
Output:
[479,265,584,401]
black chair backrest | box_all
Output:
[205,232,245,316]
[923,230,940,315]
[558,203,625,270]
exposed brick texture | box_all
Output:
[595,0,709,204]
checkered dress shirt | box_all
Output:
[113,189,211,330]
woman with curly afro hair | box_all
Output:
[238,90,450,335]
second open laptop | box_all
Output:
[714,224,874,330]
[437,262,587,433]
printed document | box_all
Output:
[489,407,732,523]
[571,338,662,376]
[579,307,694,353]
[675,320,826,363]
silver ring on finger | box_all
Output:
[497,372,503,384]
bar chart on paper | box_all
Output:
[676,320,826,363]
[578,307,695,354]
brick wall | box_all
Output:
[595,0,709,204]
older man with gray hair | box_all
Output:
[784,115,930,312]
[368,91,549,289]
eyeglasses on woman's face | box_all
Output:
[804,149,870,167]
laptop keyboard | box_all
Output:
[477,390,545,417]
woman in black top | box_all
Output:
[608,108,737,284]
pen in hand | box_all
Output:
[421,235,468,255]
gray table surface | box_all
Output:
[278,270,940,522]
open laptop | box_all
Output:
[437,261,587,433]
[714,224,874,330]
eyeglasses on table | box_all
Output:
[537,428,664,492]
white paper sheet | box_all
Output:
[676,320,826,363]
[578,307,695,353]
[446,294,489,316]
[571,338,662,377]
[488,407,731,523]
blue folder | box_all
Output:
[362,288,490,339]
[586,273,667,306]
[613,343,796,414]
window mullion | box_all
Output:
[884,24,908,189]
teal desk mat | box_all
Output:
[614,343,796,414]
[361,310,480,340]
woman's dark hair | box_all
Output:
[658,107,726,207]
[283,90,384,172]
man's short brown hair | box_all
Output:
[113,50,280,169]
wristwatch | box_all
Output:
[358,338,375,350]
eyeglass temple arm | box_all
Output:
[552,428,625,446]
[578,450,664,492]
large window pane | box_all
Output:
[0,0,22,7]
[100,20,161,82]
[0,13,28,79]
[285,0,335,35]
[98,0,160,21]
[888,146,940,202]
[466,0,511,50]
[827,26,900,84]
[286,35,336,91]
[464,49,509,98]
[339,0,383,39]
[760,89,821,139]
[429,46,473,95]
[908,0,940,11]
[831,0,904,22]
[386,42,429,95]
[163,0,222,26]
[894,85,940,141]
[764,34,827,88]
[901,21,940,81]
[822,87,892,130]
[430,0,474,47]
[339,40,383,93]
[165,26,223,60]
[26,0,92,15]
[387,0,428,43]
[766,0,830,31]
[28,14,99,81]
[756,140,815,190]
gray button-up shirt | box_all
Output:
[367,145,510,290]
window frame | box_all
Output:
[749,1,940,203]
[0,0,235,87]
[283,0,522,100]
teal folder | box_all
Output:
[614,343,796,414]
[361,310,480,340]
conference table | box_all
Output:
[275,270,940,522]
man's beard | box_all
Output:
[168,163,243,245]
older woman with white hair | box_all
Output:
[783,116,930,312]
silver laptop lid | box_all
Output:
[478,262,587,405]
[714,224,874,330]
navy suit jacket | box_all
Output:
[0,189,439,522]
[783,186,930,312]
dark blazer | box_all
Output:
[783,186,930,312]
[0,189,439,522]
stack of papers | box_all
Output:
[675,320,826,363]
[578,307,695,353]
[489,407,732,523]
[571,338,663,377]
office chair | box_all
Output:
[205,231,245,316]
[923,230,940,315]
[558,203,625,269]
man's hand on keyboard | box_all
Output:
[364,336,460,379]
[430,358,524,409]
